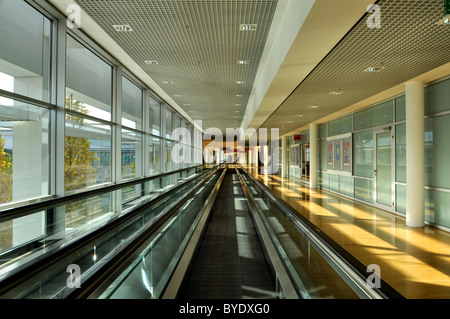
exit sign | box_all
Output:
[446,0,450,15]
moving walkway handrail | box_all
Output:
[66,165,226,299]
[0,164,223,298]
[236,168,300,299]
[237,166,404,300]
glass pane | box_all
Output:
[122,77,142,130]
[395,184,406,214]
[395,124,406,183]
[65,114,112,192]
[353,130,373,178]
[165,108,173,140]
[66,36,112,121]
[149,137,161,175]
[340,175,353,197]
[330,174,339,192]
[354,178,373,203]
[166,141,173,171]
[149,97,161,136]
[0,100,50,205]
[395,95,406,122]
[425,78,450,115]
[424,114,450,189]
[122,129,142,180]
[376,132,392,207]
[319,123,328,139]
[425,189,450,229]
[328,115,352,137]
[354,100,393,131]
[0,0,52,102]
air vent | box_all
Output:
[113,25,133,32]
[240,24,257,31]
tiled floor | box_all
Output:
[244,166,450,299]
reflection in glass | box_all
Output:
[122,129,142,180]
[0,0,52,102]
[376,132,392,207]
[65,114,112,192]
[122,77,142,130]
[66,35,112,121]
[149,97,161,136]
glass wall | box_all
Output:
[314,78,450,230]
[0,0,52,103]
[0,0,200,255]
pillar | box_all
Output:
[405,81,425,228]
[310,123,318,189]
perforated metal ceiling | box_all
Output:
[73,0,279,132]
[260,0,450,134]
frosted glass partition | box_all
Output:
[395,184,406,214]
[353,130,373,178]
[395,124,406,183]
[425,190,450,229]
[354,178,373,204]
[425,78,450,115]
[354,101,393,131]
[424,115,450,189]
[0,0,52,102]
[375,132,392,207]
[328,115,352,137]
[395,96,406,122]
[319,124,328,139]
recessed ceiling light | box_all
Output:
[175,94,184,97]
[183,104,191,106]
[329,90,343,95]
[236,95,243,97]
[308,105,320,109]
[113,25,133,32]
[240,24,257,31]
[297,114,304,117]
[238,60,251,65]
[364,66,385,73]
[236,81,245,85]
[436,15,450,25]
[163,81,174,84]
[144,60,159,65]
[236,104,242,107]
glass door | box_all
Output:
[374,129,394,210]
[301,143,310,182]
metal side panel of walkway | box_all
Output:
[178,170,277,299]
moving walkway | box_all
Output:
[0,164,404,299]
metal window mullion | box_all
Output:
[143,90,151,177]
[48,15,68,240]
[112,66,122,214]
[162,105,167,173]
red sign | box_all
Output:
[294,135,301,142]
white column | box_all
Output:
[281,136,288,178]
[405,81,425,228]
[310,123,318,189]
